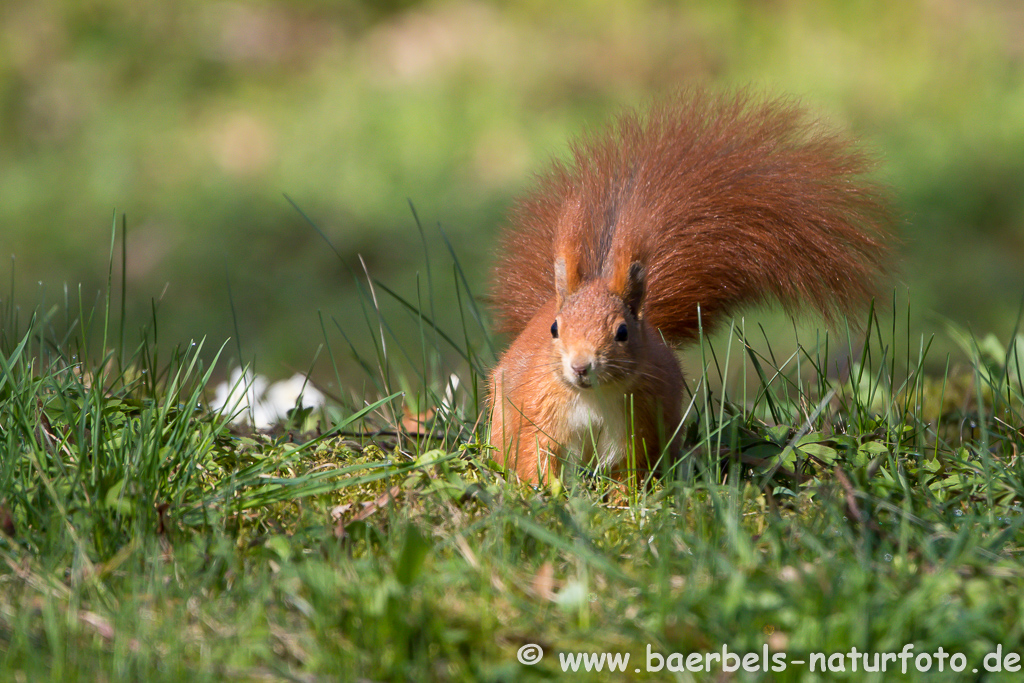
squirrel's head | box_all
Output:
[550,257,647,390]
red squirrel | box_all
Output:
[487,89,893,485]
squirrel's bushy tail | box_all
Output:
[491,88,894,343]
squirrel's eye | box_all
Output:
[550,321,559,338]
[614,323,628,342]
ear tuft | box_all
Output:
[623,261,646,317]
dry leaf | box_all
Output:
[530,561,555,601]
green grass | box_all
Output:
[3,229,1024,682]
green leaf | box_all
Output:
[765,425,792,444]
[104,477,133,516]
[796,442,839,464]
[265,535,293,562]
[395,523,431,587]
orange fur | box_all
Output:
[488,89,894,484]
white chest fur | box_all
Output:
[563,388,631,472]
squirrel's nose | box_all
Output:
[571,361,592,378]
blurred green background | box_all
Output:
[2,0,1023,389]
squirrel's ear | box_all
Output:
[623,261,646,318]
[554,257,569,308]
[554,254,582,308]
